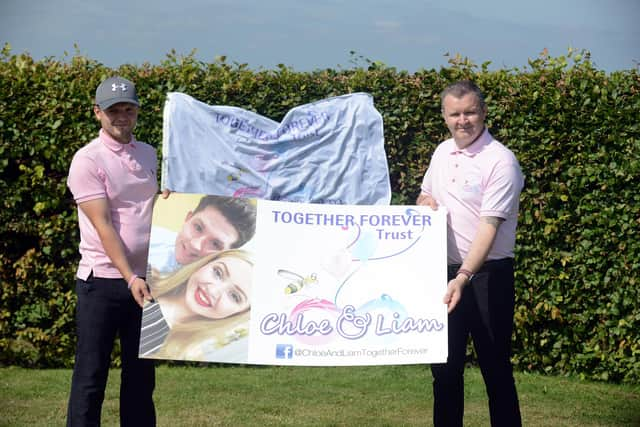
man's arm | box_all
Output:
[78,198,152,307]
[444,216,504,313]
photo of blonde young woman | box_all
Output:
[140,249,254,361]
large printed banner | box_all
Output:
[140,194,448,366]
[161,92,391,205]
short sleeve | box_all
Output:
[480,162,524,218]
[67,154,107,203]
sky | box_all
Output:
[1,0,638,73]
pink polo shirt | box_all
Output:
[67,129,158,280]
[421,129,524,265]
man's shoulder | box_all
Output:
[135,139,156,150]
[478,131,516,159]
[424,139,454,168]
[73,136,102,156]
[486,138,519,163]
[136,139,156,151]
[432,138,456,155]
[134,140,158,157]
[483,135,523,184]
[69,137,103,168]
[437,137,455,146]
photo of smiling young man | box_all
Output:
[147,195,256,276]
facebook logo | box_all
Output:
[276,344,293,359]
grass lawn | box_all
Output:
[1,364,638,426]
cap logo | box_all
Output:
[111,83,128,92]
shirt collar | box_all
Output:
[99,128,136,153]
[449,128,491,157]
[99,129,141,172]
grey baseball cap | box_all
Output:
[95,76,139,110]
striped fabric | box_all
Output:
[139,302,170,357]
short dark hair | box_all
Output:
[440,80,486,111]
[193,196,257,248]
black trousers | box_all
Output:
[67,276,156,427]
[431,258,521,427]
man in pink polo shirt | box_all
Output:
[66,76,157,426]
[418,80,524,427]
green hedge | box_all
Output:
[1,44,638,383]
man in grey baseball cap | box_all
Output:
[95,76,139,110]
[89,76,142,145]
[66,75,156,426]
